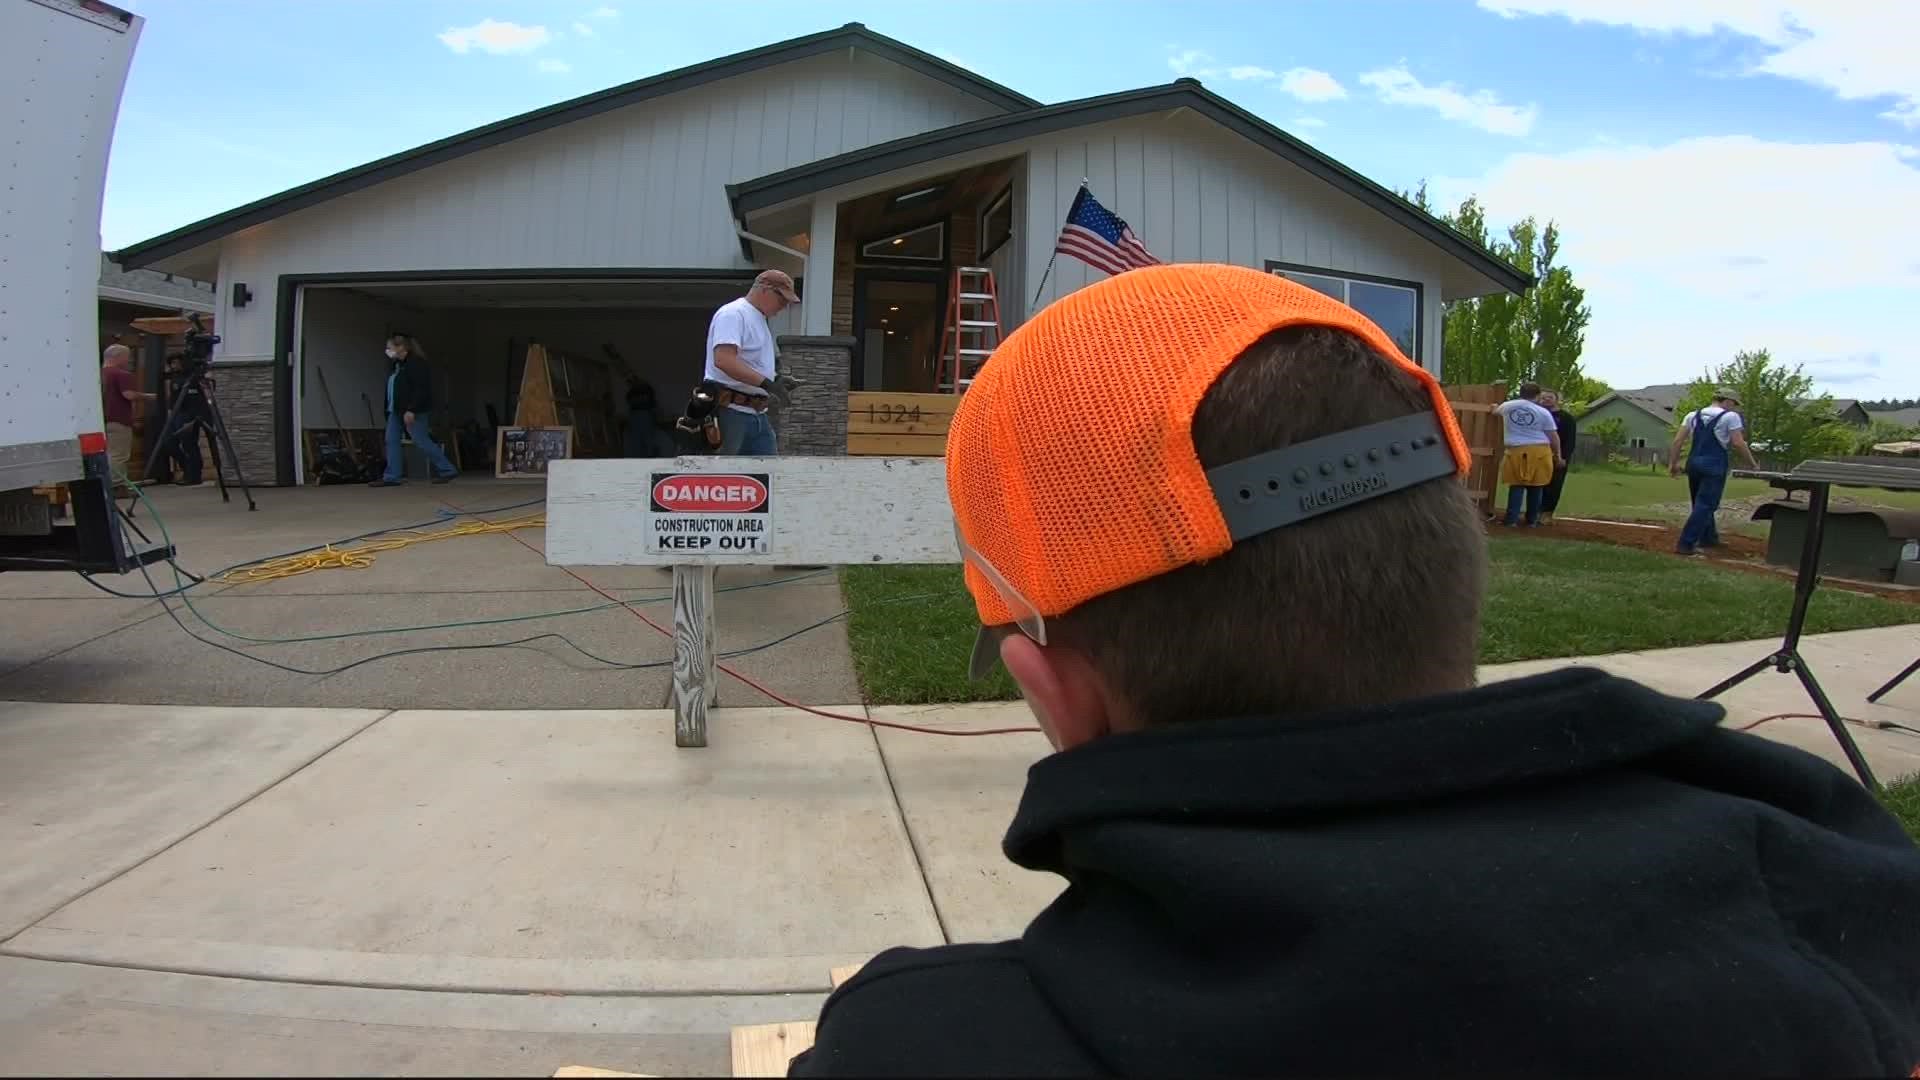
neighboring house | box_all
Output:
[1580,384,1690,450]
[1866,406,1920,430]
[98,252,214,351]
[113,23,1531,486]
[1829,399,1871,426]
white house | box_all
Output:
[114,23,1531,485]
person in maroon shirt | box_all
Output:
[100,344,154,489]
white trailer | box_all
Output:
[0,0,169,573]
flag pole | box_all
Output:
[1031,181,1092,308]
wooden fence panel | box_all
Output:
[1443,382,1506,510]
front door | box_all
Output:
[851,270,946,392]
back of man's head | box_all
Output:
[947,264,1487,738]
[1517,382,1542,400]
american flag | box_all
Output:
[1053,185,1161,276]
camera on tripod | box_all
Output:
[178,312,221,372]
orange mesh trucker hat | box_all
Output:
[946,262,1472,679]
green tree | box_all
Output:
[1400,183,1593,392]
[1673,349,1853,467]
[1585,415,1628,455]
[1852,418,1920,455]
[1561,374,1612,415]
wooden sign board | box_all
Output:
[547,456,962,748]
[846,392,955,457]
[546,456,956,567]
[496,425,574,479]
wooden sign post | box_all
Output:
[545,456,960,747]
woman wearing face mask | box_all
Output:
[370,333,459,486]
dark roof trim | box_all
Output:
[1584,392,1674,425]
[114,23,1038,270]
[728,79,1534,295]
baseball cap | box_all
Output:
[754,269,800,304]
[1713,387,1741,404]
[946,263,1473,679]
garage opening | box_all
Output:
[291,274,762,481]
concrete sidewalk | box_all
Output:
[1,625,1915,1076]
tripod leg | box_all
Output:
[1697,653,1777,702]
[1791,657,1878,790]
[201,393,257,510]
[1867,655,1920,704]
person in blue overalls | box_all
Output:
[1667,388,1758,556]
[369,333,459,487]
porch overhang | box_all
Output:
[726,80,1534,297]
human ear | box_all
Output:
[1001,635,1113,752]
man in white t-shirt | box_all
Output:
[1667,388,1758,556]
[701,269,803,455]
[1494,382,1564,527]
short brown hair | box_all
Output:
[1046,326,1488,726]
[1518,382,1542,399]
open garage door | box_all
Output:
[288,273,771,482]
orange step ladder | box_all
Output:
[936,266,1002,393]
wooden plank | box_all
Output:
[829,963,864,988]
[672,563,716,748]
[847,416,952,436]
[730,1021,816,1077]
[847,391,959,416]
[1448,402,1496,414]
[846,433,948,457]
[553,1067,653,1078]
[546,457,960,568]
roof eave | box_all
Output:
[728,81,1535,296]
[113,24,1036,270]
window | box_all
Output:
[1266,263,1420,360]
[980,187,1013,260]
[860,222,946,264]
[1629,437,1648,449]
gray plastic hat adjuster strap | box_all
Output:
[1204,411,1457,541]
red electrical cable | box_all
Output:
[479,511,1040,737]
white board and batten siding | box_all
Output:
[207,50,1005,364]
[545,457,959,567]
[1018,114,1450,371]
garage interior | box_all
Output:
[293,276,765,480]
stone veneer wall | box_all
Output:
[774,336,853,456]
[206,361,279,484]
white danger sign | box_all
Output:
[647,471,773,555]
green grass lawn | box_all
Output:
[1883,775,1920,841]
[1555,461,1920,535]
[841,535,1920,706]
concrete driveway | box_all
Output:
[0,480,860,710]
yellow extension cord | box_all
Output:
[210,512,548,585]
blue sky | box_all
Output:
[103,1,1919,400]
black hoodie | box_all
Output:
[789,668,1920,1077]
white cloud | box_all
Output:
[536,58,572,74]
[589,5,618,17]
[1278,67,1347,102]
[1429,135,1920,397]
[1358,64,1537,135]
[572,21,594,36]
[438,18,552,55]
[1478,1,1920,128]
[1167,48,1215,78]
[1228,65,1277,81]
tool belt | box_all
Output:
[674,380,769,452]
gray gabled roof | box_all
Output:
[1584,384,1691,424]
[727,78,1534,295]
[113,23,1038,270]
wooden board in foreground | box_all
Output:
[829,963,863,988]
[552,1067,653,1077]
[730,1021,816,1077]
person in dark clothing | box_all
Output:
[1537,388,1578,524]
[369,333,458,486]
[147,353,217,486]
[788,265,1920,1078]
